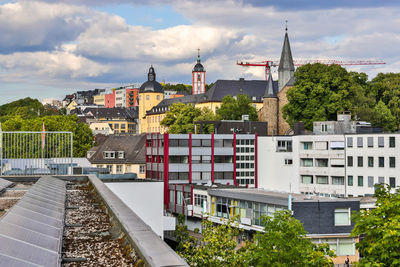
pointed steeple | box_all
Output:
[278,27,295,90]
[264,72,277,98]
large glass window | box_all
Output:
[334,208,351,226]
[379,157,384,167]
[301,175,313,184]
[332,176,344,185]
[348,176,353,186]
[316,159,328,167]
[368,157,374,167]
[389,136,395,148]
[214,139,223,147]
[301,158,313,167]
[390,157,395,168]
[390,177,396,187]
[347,156,353,167]
[316,176,328,184]
[194,194,207,208]
[357,156,363,167]
[358,176,364,187]
[303,142,312,150]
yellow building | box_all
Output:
[138,66,164,133]
[144,78,267,133]
[93,94,106,106]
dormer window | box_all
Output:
[103,151,115,159]
[118,151,125,159]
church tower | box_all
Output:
[138,66,164,133]
[258,72,279,135]
[278,28,295,91]
[192,49,206,95]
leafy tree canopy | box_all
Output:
[351,184,400,266]
[178,211,335,267]
[0,97,58,119]
[246,210,335,266]
[163,83,192,94]
[216,94,258,121]
[160,103,215,133]
[282,63,366,130]
[1,115,92,157]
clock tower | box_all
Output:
[192,49,206,95]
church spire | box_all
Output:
[278,24,295,90]
[264,72,277,98]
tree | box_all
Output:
[163,83,192,94]
[369,73,400,129]
[216,94,258,121]
[282,64,368,130]
[179,217,248,266]
[160,103,215,133]
[351,184,400,266]
[370,101,397,131]
[246,210,335,266]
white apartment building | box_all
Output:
[115,88,127,107]
[258,133,399,197]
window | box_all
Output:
[357,137,363,147]
[301,175,313,184]
[223,139,233,147]
[347,137,353,147]
[379,157,384,167]
[277,140,292,152]
[368,157,374,167]
[332,176,344,185]
[389,177,396,187]
[368,176,374,187]
[301,158,313,167]
[378,136,384,147]
[104,151,115,159]
[96,165,103,168]
[321,124,328,132]
[330,141,344,150]
[118,151,125,159]
[367,137,373,147]
[389,136,395,147]
[139,165,145,173]
[116,165,123,173]
[378,176,384,184]
[284,159,293,165]
[316,158,328,167]
[358,176,363,187]
[317,176,328,184]
[334,208,351,226]
[202,155,211,163]
[179,139,189,147]
[214,139,223,147]
[303,142,312,150]
[192,155,201,164]
[390,157,395,168]
[194,194,207,208]
[106,165,113,172]
[348,176,353,186]
[347,156,353,167]
[202,139,212,147]
[357,156,363,167]
[156,95,160,100]
[146,95,149,100]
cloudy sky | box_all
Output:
[0,0,399,104]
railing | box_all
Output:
[0,131,73,176]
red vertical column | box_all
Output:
[150,133,153,180]
[157,133,160,180]
[145,133,148,179]
[191,185,194,216]
[233,133,237,186]
[182,184,185,214]
[211,133,214,184]
[174,184,177,213]
[164,133,169,208]
[255,133,258,188]
[189,133,192,184]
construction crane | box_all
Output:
[236,59,386,80]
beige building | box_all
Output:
[88,134,146,179]
[94,94,105,106]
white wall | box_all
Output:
[105,182,164,238]
[257,136,297,193]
